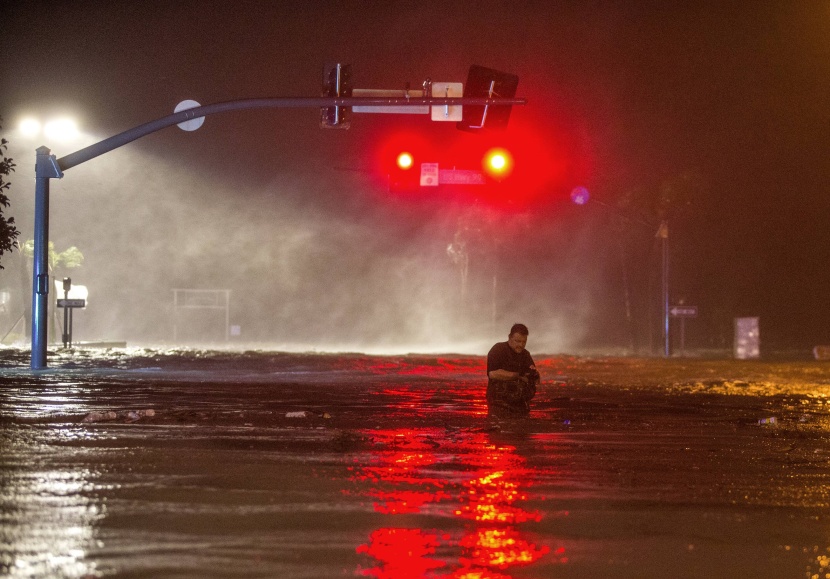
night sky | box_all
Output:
[1,1,829,355]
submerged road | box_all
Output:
[2,349,830,578]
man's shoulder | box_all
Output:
[488,341,509,355]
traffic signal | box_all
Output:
[388,150,421,193]
[482,147,513,180]
[457,65,519,132]
[396,152,414,170]
[321,63,352,129]
[387,146,518,195]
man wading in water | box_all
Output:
[486,323,540,417]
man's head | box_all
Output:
[507,323,529,353]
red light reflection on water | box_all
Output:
[352,429,449,515]
[332,356,485,377]
[352,428,563,577]
[356,527,449,578]
[374,381,489,420]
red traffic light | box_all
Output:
[396,152,414,170]
[482,147,513,179]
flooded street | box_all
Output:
[4,349,830,577]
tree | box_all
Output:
[21,240,84,273]
[0,118,21,268]
[20,241,84,343]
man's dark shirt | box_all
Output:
[486,341,537,416]
[487,341,535,379]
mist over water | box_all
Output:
[0,129,619,356]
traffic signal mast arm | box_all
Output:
[33,64,524,369]
[57,96,525,171]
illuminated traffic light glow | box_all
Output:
[396,151,414,170]
[483,148,514,179]
[377,115,593,208]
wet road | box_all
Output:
[3,349,830,578]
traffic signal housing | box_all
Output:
[457,65,520,132]
[386,145,517,197]
[387,150,422,193]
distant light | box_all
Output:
[43,118,79,142]
[570,186,590,205]
[19,118,42,138]
[397,152,414,170]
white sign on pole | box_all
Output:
[670,305,698,317]
[174,100,205,131]
[352,89,429,114]
[420,163,439,186]
[430,82,463,121]
[734,317,760,359]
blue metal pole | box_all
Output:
[31,146,63,370]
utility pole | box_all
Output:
[657,220,670,357]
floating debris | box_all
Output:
[81,409,155,423]
[81,411,117,423]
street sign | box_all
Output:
[352,89,429,114]
[174,100,205,132]
[430,82,463,121]
[420,163,439,186]
[670,305,697,317]
[57,298,86,308]
[438,168,486,185]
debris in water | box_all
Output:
[286,411,310,418]
[758,417,777,426]
[82,411,117,423]
[82,409,155,423]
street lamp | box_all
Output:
[19,117,79,142]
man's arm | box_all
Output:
[488,369,520,381]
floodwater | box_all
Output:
[3,348,830,578]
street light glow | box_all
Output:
[19,117,80,141]
[44,118,79,141]
[19,118,41,138]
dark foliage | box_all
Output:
[0,118,21,269]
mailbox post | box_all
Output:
[56,277,86,348]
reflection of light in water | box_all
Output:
[460,527,552,570]
[377,381,488,420]
[352,429,450,515]
[3,466,104,577]
[356,528,447,578]
[352,428,563,577]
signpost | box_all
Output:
[669,305,697,318]
[56,277,85,348]
[670,305,698,355]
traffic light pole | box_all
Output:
[29,95,526,369]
